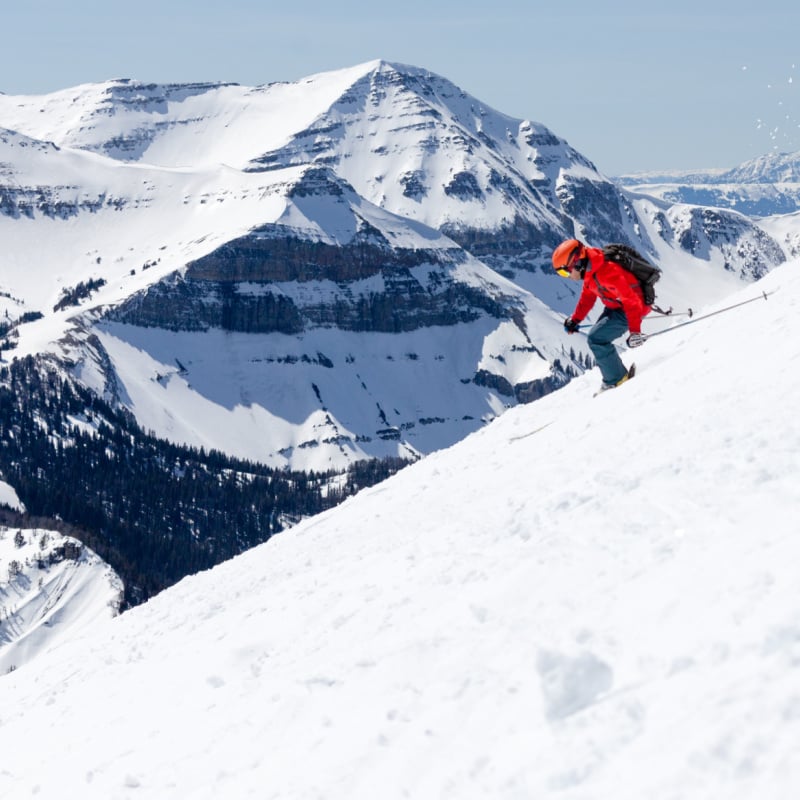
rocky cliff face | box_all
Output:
[668,206,784,279]
[106,168,514,336]
[109,243,506,336]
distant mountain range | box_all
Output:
[618,151,800,216]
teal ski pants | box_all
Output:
[587,308,629,385]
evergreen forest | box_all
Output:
[0,356,408,607]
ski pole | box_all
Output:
[574,308,692,330]
[648,308,694,319]
[642,288,777,340]
[569,289,773,333]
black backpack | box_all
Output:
[602,243,661,306]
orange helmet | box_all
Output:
[552,239,586,277]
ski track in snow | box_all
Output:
[0,264,799,798]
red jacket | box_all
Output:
[571,247,651,334]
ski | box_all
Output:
[593,363,636,397]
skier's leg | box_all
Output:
[587,309,629,385]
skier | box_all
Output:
[552,238,651,391]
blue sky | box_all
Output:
[2,0,798,175]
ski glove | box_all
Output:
[627,333,648,348]
[564,317,580,334]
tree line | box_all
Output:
[0,356,408,608]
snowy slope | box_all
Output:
[759,210,800,259]
[1,259,797,798]
[0,124,301,328]
[79,313,565,471]
[0,66,378,169]
[0,480,23,512]
[248,61,577,233]
[0,61,581,233]
[0,527,123,674]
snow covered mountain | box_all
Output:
[618,150,800,217]
[620,150,800,186]
[0,60,789,472]
[1,257,797,799]
[0,513,123,674]
[1,59,797,627]
[67,164,575,470]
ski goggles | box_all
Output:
[555,250,585,277]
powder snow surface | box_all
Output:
[1,263,799,798]
[0,529,122,675]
